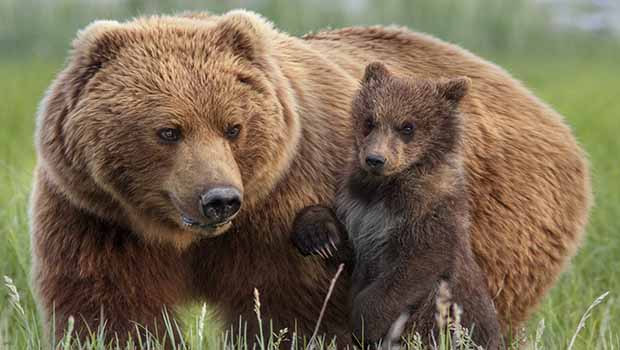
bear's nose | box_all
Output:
[365,154,386,170]
[200,187,242,224]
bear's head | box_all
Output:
[36,11,300,248]
[351,62,469,177]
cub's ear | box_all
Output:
[63,20,126,109]
[362,62,391,85]
[439,76,471,105]
[212,10,274,62]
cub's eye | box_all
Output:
[401,122,415,136]
[363,118,375,136]
[225,124,242,140]
[157,128,182,143]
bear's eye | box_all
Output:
[157,128,182,143]
[225,124,242,140]
[400,122,415,136]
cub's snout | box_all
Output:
[364,154,386,172]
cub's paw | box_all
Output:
[291,205,343,258]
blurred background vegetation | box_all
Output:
[1,0,620,58]
[1,0,619,349]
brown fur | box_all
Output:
[31,10,591,346]
[292,63,502,348]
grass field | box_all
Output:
[1,31,619,350]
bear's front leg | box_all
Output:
[31,182,190,347]
[36,263,188,346]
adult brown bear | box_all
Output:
[31,9,591,345]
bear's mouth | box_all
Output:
[167,192,236,233]
[181,215,233,230]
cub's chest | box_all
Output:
[335,193,403,259]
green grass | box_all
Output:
[499,55,620,349]
[1,50,619,349]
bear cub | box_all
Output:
[291,62,501,348]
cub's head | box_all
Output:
[351,62,469,177]
[36,11,299,248]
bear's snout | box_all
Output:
[200,186,242,224]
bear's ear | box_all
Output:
[438,76,471,105]
[63,20,127,109]
[212,10,274,62]
[362,62,391,85]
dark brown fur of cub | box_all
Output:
[292,63,501,348]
